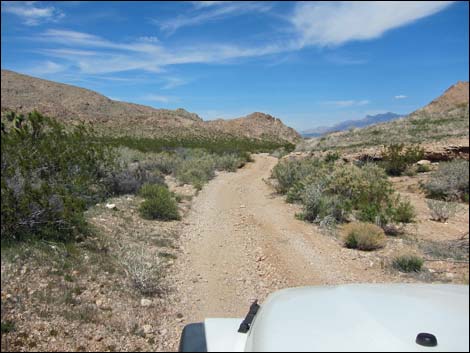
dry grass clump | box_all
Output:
[342,222,386,251]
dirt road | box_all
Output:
[167,154,404,349]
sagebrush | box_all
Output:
[427,199,460,222]
[422,160,469,201]
[272,157,416,227]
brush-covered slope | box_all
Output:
[299,81,469,152]
[1,70,300,143]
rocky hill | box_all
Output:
[417,81,469,115]
[298,81,469,153]
[206,112,300,143]
[1,70,300,143]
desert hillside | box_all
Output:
[1,70,300,143]
[298,80,469,154]
[417,81,469,115]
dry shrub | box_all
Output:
[422,160,469,201]
[427,199,460,222]
[343,222,386,251]
[121,246,164,296]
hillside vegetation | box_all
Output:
[298,81,469,152]
[1,70,300,143]
[1,110,288,243]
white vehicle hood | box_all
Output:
[245,284,469,352]
[204,284,469,352]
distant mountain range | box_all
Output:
[301,112,404,138]
[299,80,469,152]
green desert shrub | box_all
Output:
[286,181,306,203]
[422,160,469,201]
[302,184,349,223]
[103,164,164,195]
[138,184,180,221]
[104,135,294,155]
[328,163,393,208]
[271,158,325,194]
[342,222,386,251]
[271,159,304,194]
[272,157,416,227]
[357,196,415,226]
[392,255,424,273]
[392,198,416,223]
[1,111,115,242]
[270,147,289,159]
[175,156,216,189]
[404,166,418,176]
[148,152,180,175]
[381,144,425,176]
[1,321,16,334]
[108,144,253,190]
[324,151,340,163]
[214,153,245,172]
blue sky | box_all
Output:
[1,1,468,131]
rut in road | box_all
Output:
[170,154,400,339]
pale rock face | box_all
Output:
[142,324,153,334]
[140,298,153,307]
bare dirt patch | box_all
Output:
[1,183,195,352]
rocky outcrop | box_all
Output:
[206,112,300,143]
[340,139,469,163]
[416,81,469,116]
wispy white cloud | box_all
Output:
[161,77,190,90]
[141,94,179,103]
[394,94,408,99]
[323,99,370,107]
[291,1,454,47]
[33,29,287,74]
[200,108,254,121]
[156,1,273,34]
[2,1,65,26]
[190,1,228,9]
[18,1,454,77]
[138,36,160,43]
[324,53,367,65]
[23,60,66,75]
[41,48,98,57]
